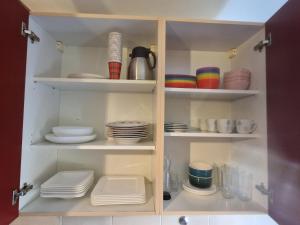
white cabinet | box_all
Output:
[18,12,269,219]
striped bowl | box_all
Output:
[165,74,196,88]
[196,67,220,89]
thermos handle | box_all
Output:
[148,50,157,70]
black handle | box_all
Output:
[148,50,156,70]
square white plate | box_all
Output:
[91,176,145,198]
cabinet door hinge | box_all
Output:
[21,22,40,44]
[12,183,33,205]
[254,33,272,52]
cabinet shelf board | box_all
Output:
[164,132,259,141]
[31,14,158,47]
[163,191,266,215]
[20,183,154,216]
[165,88,259,100]
[166,20,263,51]
[31,140,156,151]
[34,77,156,93]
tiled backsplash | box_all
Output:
[11,215,278,225]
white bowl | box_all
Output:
[52,126,94,137]
[45,133,96,144]
[189,162,213,170]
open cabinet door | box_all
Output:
[0,1,29,224]
[266,0,300,225]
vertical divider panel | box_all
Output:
[152,18,166,214]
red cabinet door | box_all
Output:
[266,0,300,225]
[0,1,28,224]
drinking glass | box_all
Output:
[238,170,253,201]
[221,165,235,199]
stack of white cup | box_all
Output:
[108,32,122,63]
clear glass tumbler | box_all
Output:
[221,165,235,199]
[238,171,253,201]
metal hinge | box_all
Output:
[21,22,40,44]
[12,183,33,205]
[254,33,272,52]
[256,182,273,203]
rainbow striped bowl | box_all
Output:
[196,67,220,89]
[165,74,196,88]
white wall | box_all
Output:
[21,0,287,22]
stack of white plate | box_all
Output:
[45,126,96,144]
[182,179,217,196]
[164,122,188,132]
[106,121,149,145]
[91,176,146,206]
[40,170,94,198]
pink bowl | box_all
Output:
[224,68,251,79]
[224,80,250,90]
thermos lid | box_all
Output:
[130,46,150,58]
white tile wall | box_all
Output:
[113,216,161,225]
[62,216,112,225]
[10,216,60,225]
[162,216,209,225]
[10,214,278,225]
[209,215,257,225]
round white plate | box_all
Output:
[45,133,96,144]
[182,180,217,196]
[52,126,94,136]
[67,73,105,79]
[106,121,148,128]
[114,137,141,145]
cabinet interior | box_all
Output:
[19,13,268,216]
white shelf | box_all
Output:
[21,183,154,216]
[163,190,266,215]
[31,140,155,151]
[165,88,259,101]
[164,132,259,141]
[34,77,156,93]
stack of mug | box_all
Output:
[108,32,122,79]
[199,119,256,134]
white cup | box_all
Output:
[217,119,234,133]
[236,119,256,134]
[198,119,208,132]
[108,32,122,62]
[206,119,217,132]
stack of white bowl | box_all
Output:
[91,175,146,206]
[40,170,94,198]
[45,126,96,144]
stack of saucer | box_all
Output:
[164,122,188,132]
[106,121,149,144]
[91,176,146,206]
[45,126,96,144]
[40,170,94,198]
[182,179,217,196]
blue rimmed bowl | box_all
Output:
[188,173,212,189]
[189,162,213,178]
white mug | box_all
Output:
[206,119,217,132]
[198,119,208,132]
[236,119,256,134]
[217,119,234,133]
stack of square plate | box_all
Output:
[106,121,149,145]
[91,176,146,206]
[40,170,94,198]
[164,122,188,132]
